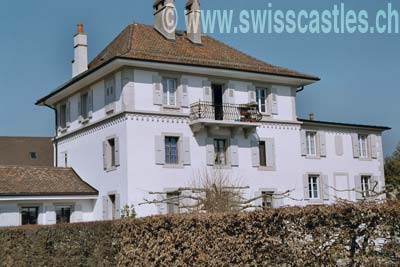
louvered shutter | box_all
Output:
[155,136,165,165]
[335,135,344,156]
[115,137,120,167]
[88,90,93,118]
[77,99,81,118]
[206,137,215,166]
[251,137,260,167]
[369,134,378,159]
[103,141,108,170]
[181,78,189,107]
[227,82,235,104]
[352,134,360,158]
[66,101,71,127]
[321,175,330,201]
[115,194,121,219]
[319,131,327,157]
[230,138,239,167]
[266,138,276,169]
[303,174,310,201]
[102,196,109,220]
[203,80,212,102]
[182,137,191,165]
[354,175,363,200]
[300,130,307,156]
[248,84,256,103]
[153,75,162,105]
[271,88,278,114]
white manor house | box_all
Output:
[0,0,390,227]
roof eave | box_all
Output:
[299,118,391,131]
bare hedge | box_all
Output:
[0,201,399,267]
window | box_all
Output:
[214,139,227,166]
[109,194,117,220]
[359,135,369,158]
[166,192,180,214]
[261,191,274,209]
[361,176,371,198]
[80,92,89,119]
[30,152,37,159]
[256,88,267,113]
[306,132,317,156]
[259,141,267,167]
[165,136,179,165]
[59,103,67,129]
[308,175,320,199]
[56,206,71,224]
[21,207,39,225]
[108,139,116,168]
[162,78,177,106]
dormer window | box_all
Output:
[162,78,177,106]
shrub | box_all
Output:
[0,201,399,267]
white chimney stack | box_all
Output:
[72,23,88,78]
[153,0,176,41]
[185,0,201,44]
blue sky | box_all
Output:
[0,0,398,156]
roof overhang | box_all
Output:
[0,194,98,201]
[299,119,391,132]
[36,57,319,107]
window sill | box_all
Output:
[105,166,118,173]
[105,103,116,115]
[258,166,276,172]
[358,157,372,162]
[162,105,181,111]
[305,155,321,160]
[163,164,184,169]
[78,116,91,125]
[213,165,232,170]
[306,199,324,205]
[58,125,70,134]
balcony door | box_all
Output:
[212,84,224,120]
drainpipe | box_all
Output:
[296,86,305,93]
[45,103,58,167]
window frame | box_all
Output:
[166,191,181,214]
[308,175,320,200]
[358,134,369,159]
[261,191,274,209]
[80,91,89,119]
[59,103,67,129]
[20,206,39,226]
[214,138,228,166]
[105,76,116,105]
[361,175,372,198]
[55,205,72,224]
[256,87,268,113]
[108,138,116,168]
[165,136,180,165]
[162,78,178,107]
[30,152,38,159]
[259,141,267,167]
[306,131,318,157]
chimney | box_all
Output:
[153,0,176,41]
[72,23,88,78]
[185,0,201,44]
[309,113,315,121]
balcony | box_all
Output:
[189,101,262,134]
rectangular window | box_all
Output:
[259,141,267,167]
[256,88,267,113]
[30,152,37,159]
[162,78,177,106]
[105,77,115,105]
[56,206,71,224]
[166,192,180,214]
[59,103,67,129]
[261,191,274,209]
[306,132,317,156]
[108,138,116,167]
[361,175,371,198]
[214,139,227,166]
[165,136,179,165]
[359,135,369,158]
[308,175,320,199]
[80,92,89,118]
[21,207,39,225]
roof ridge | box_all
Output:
[0,165,72,170]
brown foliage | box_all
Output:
[0,201,399,267]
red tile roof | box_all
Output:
[89,23,319,80]
[0,166,98,196]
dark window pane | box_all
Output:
[165,137,179,164]
[21,207,39,225]
[56,207,71,224]
[259,141,267,167]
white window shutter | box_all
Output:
[318,131,327,157]
[153,75,162,105]
[88,90,94,118]
[155,136,165,165]
[266,138,276,169]
[181,78,189,107]
[102,196,109,220]
[115,194,121,219]
[321,175,330,201]
[77,99,81,118]
[303,174,310,200]
[300,130,307,156]
[115,137,120,167]
[351,134,360,158]
[335,135,344,156]
[182,137,191,165]
[371,176,378,193]
[66,101,71,126]
[230,138,239,167]
[248,84,256,103]
[206,137,215,166]
[354,175,363,200]
[251,137,260,167]
[203,80,212,102]
[45,206,55,225]
[74,205,83,222]
[369,134,378,159]
[271,88,278,114]
[103,141,108,170]
[227,82,235,104]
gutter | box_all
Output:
[44,103,58,167]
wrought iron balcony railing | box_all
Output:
[190,101,263,123]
